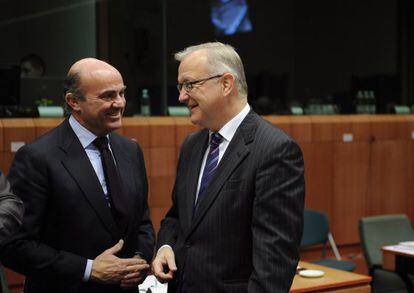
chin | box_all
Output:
[106,121,122,132]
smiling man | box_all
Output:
[152,42,305,293]
[0,58,155,293]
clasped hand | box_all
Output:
[91,239,150,288]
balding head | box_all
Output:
[63,58,126,136]
[67,58,119,78]
[64,58,121,102]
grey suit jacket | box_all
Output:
[0,119,155,293]
[0,172,23,246]
[157,111,305,293]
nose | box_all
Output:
[112,94,126,107]
[178,89,189,104]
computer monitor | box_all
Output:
[0,64,20,106]
[20,76,65,108]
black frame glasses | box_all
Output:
[177,74,223,93]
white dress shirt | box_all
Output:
[69,115,113,281]
[195,103,250,202]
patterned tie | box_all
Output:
[194,132,223,214]
[93,137,128,230]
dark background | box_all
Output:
[1,0,414,116]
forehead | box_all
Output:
[80,69,124,93]
[178,50,210,81]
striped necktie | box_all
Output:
[194,132,223,214]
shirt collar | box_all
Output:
[214,103,250,142]
[69,115,109,149]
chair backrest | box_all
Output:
[359,214,414,270]
[301,208,329,247]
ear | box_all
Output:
[65,93,81,112]
[221,73,235,97]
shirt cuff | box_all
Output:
[83,259,93,282]
[157,245,172,254]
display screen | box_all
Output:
[211,0,252,35]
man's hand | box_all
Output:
[120,254,150,289]
[152,246,177,283]
[91,240,149,284]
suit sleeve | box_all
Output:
[0,172,24,245]
[0,145,86,283]
[249,138,305,293]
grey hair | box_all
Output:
[175,42,248,98]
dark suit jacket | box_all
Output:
[157,111,305,293]
[0,172,24,246]
[0,119,155,293]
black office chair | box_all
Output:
[359,214,414,293]
[301,208,356,271]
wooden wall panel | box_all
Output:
[288,116,312,142]
[174,117,200,147]
[150,206,170,233]
[263,116,292,134]
[368,140,411,216]
[33,118,64,138]
[122,117,150,148]
[370,116,408,141]
[2,119,35,153]
[149,176,174,206]
[149,117,175,147]
[300,142,334,219]
[332,142,370,244]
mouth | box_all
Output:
[106,109,123,119]
[188,104,198,111]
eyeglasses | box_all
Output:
[177,74,223,93]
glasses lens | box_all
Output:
[184,83,192,92]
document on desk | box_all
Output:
[399,241,414,249]
[384,244,414,254]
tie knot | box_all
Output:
[210,132,223,147]
[93,136,109,152]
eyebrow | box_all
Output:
[97,86,127,98]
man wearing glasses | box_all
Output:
[152,42,305,293]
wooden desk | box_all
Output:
[382,245,414,274]
[291,261,371,292]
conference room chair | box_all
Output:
[359,214,414,293]
[300,208,356,271]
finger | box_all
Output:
[125,263,150,272]
[103,239,124,255]
[166,253,177,272]
[152,260,173,282]
[152,258,165,275]
[122,271,144,280]
[118,258,145,268]
[155,271,174,283]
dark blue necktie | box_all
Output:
[194,132,223,214]
[93,137,128,230]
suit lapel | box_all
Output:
[59,120,120,240]
[183,130,209,229]
[187,111,258,237]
